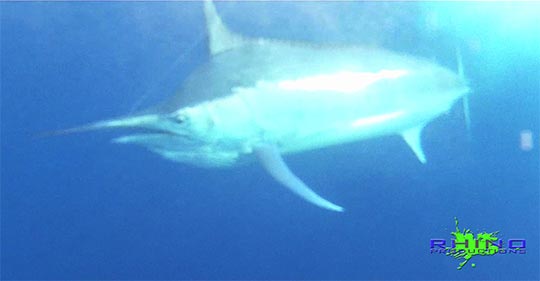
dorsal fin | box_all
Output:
[203,0,247,56]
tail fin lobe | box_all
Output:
[457,47,472,136]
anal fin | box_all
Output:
[255,145,344,212]
[402,125,427,163]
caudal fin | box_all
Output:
[456,47,472,137]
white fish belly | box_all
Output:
[189,82,441,156]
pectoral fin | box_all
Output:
[255,145,344,212]
[402,125,427,163]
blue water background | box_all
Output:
[2,2,539,280]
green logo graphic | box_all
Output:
[430,218,526,270]
[447,217,500,269]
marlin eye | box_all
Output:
[170,113,187,124]
[177,114,186,123]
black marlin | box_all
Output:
[60,0,470,212]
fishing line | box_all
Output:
[128,2,234,115]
